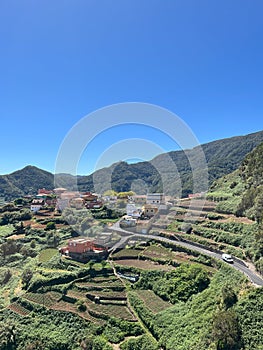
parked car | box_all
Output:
[222,253,234,263]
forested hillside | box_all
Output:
[77,130,263,196]
[208,141,263,221]
[0,166,54,201]
[1,130,263,200]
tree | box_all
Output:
[0,269,12,285]
[30,239,36,248]
[0,240,20,260]
[211,310,241,350]
[255,191,263,223]
[0,322,17,350]
[101,260,107,270]
[221,285,238,310]
[76,299,87,312]
[45,221,56,230]
[89,260,95,271]
[13,221,25,234]
[47,231,60,247]
[21,268,33,289]
[20,245,37,258]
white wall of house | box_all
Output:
[146,193,165,205]
[30,205,42,212]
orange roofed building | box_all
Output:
[59,238,108,262]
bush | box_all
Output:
[45,222,56,231]
[76,299,87,312]
[120,335,158,350]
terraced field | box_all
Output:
[88,300,136,321]
[8,302,31,316]
[114,259,174,270]
[50,299,104,324]
[38,248,58,262]
[76,277,124,290]
[65,277,136,322]
[23,291,61,307]
[66,288,135,321]
[112,243,195,270]
[134,290,171,314]
[111,248,142,260]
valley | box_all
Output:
[0,136,262,349]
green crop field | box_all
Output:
[88,302,136,321]
[111,248,142,259]
[141,244,176,261]
[134,290,172,314]
[23,291,61,307]
[8,302,31,316]
[38,248,58,262]
[0,224,14,237]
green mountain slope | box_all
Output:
[0,166,54,201]
[77,130,263,196]
[1,130,263,200]
[208,141,263,220]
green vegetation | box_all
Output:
[208,142,263,219]
[0,165,54,201]
[120,335,158,350]
[1,131,263,200]
[38,248,58,263]
[130,267,250,350]
[134,263,210,304]
[133,290,171,313]
[206,142,263,266]
[0,134,263,349]
[0,224,14,238]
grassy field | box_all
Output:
[133,290,171,314]
[114,259,174,271]
[0,224,14,237]
[111,248,142,260]
[38,248,58,262]
[23,291,61,307]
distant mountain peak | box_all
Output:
[0,130,262,200]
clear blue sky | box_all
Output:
[0,0,262,175]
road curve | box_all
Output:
[109,223,263,287]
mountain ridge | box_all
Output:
[1,130,263,200]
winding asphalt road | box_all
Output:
[109,222,263,287]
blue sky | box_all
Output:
[0,0,263,175]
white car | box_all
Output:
[222,253,234,263]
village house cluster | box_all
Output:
[30,189,170,221]
[30,188,103,213]
[26,188,174,262]
[120,193,169,228]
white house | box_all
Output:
[146,193,165,205]
[30,199,44,212]
[120,215,137,228]
[126,203,142,218]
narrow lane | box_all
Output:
[109,223,263,287]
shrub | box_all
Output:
[76,299,87,312]
[45,222,56,231]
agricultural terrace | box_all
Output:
[133,290,171,314]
